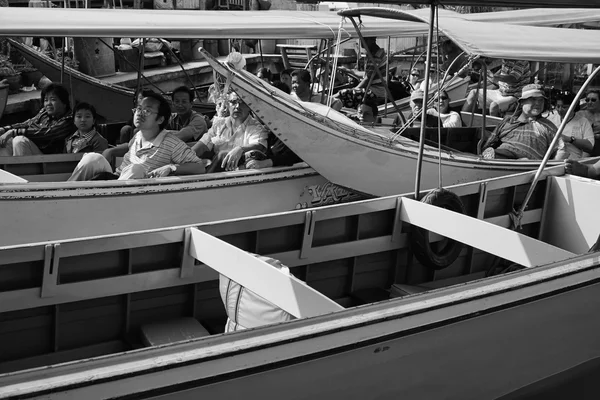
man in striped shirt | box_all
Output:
[68,93,204,181]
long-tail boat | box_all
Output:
[200,8,600,197]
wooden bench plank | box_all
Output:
[140,318,210,347]
[399,197,576,268]
[188,228,344,319]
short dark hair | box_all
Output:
[142,92,171,130]
[281,68,294,77]
[42,83,70,110]
[291,69,311,84]
[272,81,291,94]
[171,85,194,102]
[556,93,580,113]
[73,102,97,120]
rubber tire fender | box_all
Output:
[410,188,465,270]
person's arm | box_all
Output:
[19,113,73,139]
[191,141,211,158]
[440,111,462,128]
[173,113,208,142]
[91,134,109,153]
[191,126,214,157]
[169,141,206,175]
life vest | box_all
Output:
[219,255,295,333]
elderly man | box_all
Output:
[0,83,74,156]
[426,90,462,128]
[192,92,268,173]
[482,84,558,160]
[166,86,207,143]
[462,59,531,117]
[290,69,343,112]
[68,92,204,181]
[407,90,442,128]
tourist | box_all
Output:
[407,68,421,92]
[550,93,593,160]
[256,67,272,84]
[357,98,380,124]
[119,88,154,144]
[481,84,558,160]
[426,90,462,128]
[64,102,108,154]
[579,90,600,139]
[462,59,531,117]
[0,83,74,156]
[280,68,293,90]
[408,90,442,128]
[290,69,343,111]
[167,86,207,143]
[192,92,268,173]
[356,37,387,99]
[68,92,204,181]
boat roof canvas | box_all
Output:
[339,8,600,64]
[1,8,600,39]
[319,0,600,7]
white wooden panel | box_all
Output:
[399,197,576,268]
[188,228,344,319]
[0,168,27,183]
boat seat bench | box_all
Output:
[140,317,211,347]
[401,127,480,154]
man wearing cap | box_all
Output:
[407,90,442,128]
[462,59,531,117]
[481,84,558,160]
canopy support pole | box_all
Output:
[481,61,487,133]
[348,17,404,130]
[414,3,437,200]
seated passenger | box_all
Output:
[68,92,204,181]
[426,90,463,128]
[549,94,593,160]
[256,67,272,84]
[191,92,268,173]
[166,86,208,143]
[245,132,301,169]
[119,89,154,144]
[0,83,74,156]
[407,68,421,92]
[65,102,108,154]
[290,69,343,111]
[462,59,531,117]
[280,68,293,90]
[356,98,380,124]
[481,84,558,160]
[408,90,442,128]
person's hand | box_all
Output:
[426,108,439,117]
[246,159,273,169]
[0,130,14,147]
[148,165,173,178]
[222,146,244,171]
[564,159,588,177]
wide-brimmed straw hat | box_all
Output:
[519,84,547,101]
[225,51,246,70]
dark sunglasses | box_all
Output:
[410,73,419,77]
[440,96,449,100]
[586,98,598,103]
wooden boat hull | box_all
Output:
[2,167,600,399]
[8,39,135,122]
[0,83,8,121]
[0,165,363,246]
[202,54,566,197]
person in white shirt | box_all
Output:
[550,93,594,160]
[425,90,463,128]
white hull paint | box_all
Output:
[0,166,340,246]
[3,252,600,399]
[202,53,565,197]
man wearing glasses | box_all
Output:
[191,92,268,173]
[579,90,600,139]
[68,93,204,181]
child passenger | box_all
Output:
[64,102,108,154]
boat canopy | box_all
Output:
[339,7,600,64]
[1,8,600,39]
[304,0,600,8]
